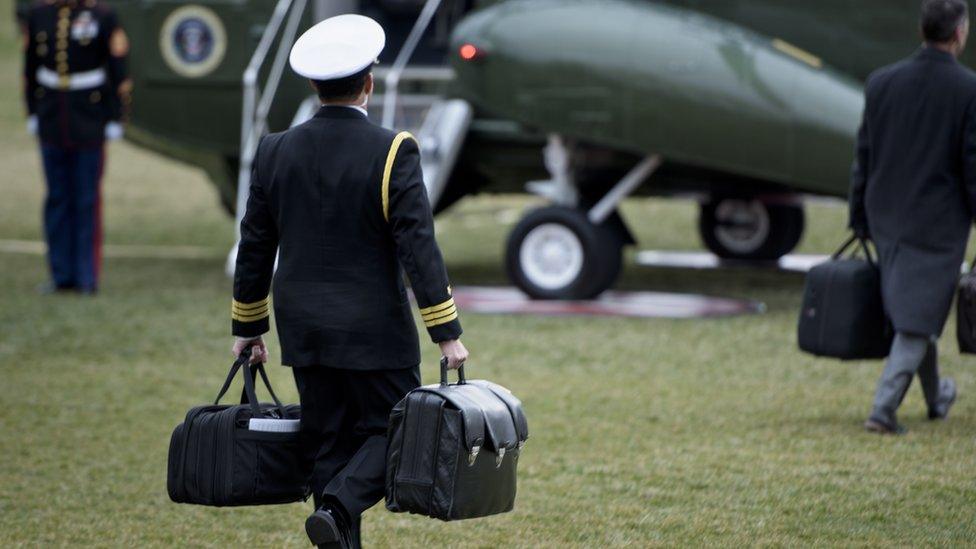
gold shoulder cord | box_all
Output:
[382,131,416,222]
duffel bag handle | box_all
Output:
[440,356,467,386]
[213,347,287,418]
[240,362,287,418]
[832,234,878,267]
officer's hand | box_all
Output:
[439,339,469,370]
[232,336,269,365]
[105,121,124,141]
[26,115,38,136]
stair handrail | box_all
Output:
[381,0,444,129]
[235,0,308,239]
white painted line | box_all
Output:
[634,250,830,273]
[0,239,224,260]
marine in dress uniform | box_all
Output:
[231,15,468,548]
[22,0,130,293]
[851,0,971,434]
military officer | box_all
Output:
[22,0,131,294]
[230,15,469,548]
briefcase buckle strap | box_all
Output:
[495,447,506,468]
[468,445,481,466]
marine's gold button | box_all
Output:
[90,90,101,103]
[55,51,68,62]
[36,31,47,41]
[36,44,48,57]
[56,40,67,49]
[57,62,69,73]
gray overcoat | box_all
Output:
[850,47,976,337]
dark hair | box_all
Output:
[921,0,969,43]
[311,66,371,102]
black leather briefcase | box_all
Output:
[957,262,976,354]
[386,360,528,521]
[798,235,893,360]
[167,349,309,507]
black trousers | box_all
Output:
[293,365,420,522]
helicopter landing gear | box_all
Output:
[698,197,805,261]
[506,206,623,300]
[508,137,659,299]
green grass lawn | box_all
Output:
[2,3,976,547]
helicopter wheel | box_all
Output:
[698,198,805,261]
[506,206,622,300]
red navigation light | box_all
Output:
[459,43,481,61]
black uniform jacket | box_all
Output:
[233,106,463,370]
[851,47,976,337]
[23,0,129,147]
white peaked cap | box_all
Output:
[289,15,385,80]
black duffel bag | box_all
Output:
[386,360,528,521]
[798,235,893,360]
[957,258,976,354]
[167,349,310,506]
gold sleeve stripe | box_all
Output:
[420,297,454,315]
[233,305,269,316]
[232,297,270,322]
[423,305,457,322]
[381,131,416,222]
[232,309,270,322]
[419,298,455,316]
[233,297,270,311]
[425,310,459,328]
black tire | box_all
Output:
[698,199,805,261]
[506,206,622,299]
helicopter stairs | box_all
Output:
[228,0,470,275]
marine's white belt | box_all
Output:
[36,67,107,91]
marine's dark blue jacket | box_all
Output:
[23,0,129,147]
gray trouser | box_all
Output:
[871,332,941,419]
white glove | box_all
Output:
[105,121,124,141]
[26,115,38,136]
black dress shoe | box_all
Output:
[864,416,907,435]
[928,377,957,420]
[305,508,352,548]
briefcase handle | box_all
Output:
[440,357,467,386]
[833,234,878,267]
[213,347,287,418]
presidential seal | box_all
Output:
[159,5,227,78]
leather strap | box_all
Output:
[214,347,287,418]
[833,234,877,267]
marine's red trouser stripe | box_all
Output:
[94,146,105,283]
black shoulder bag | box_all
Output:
[798,235,893,360]
[167,348,309,506]
[957,255,976,354]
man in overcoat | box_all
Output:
[851,0,975,434]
